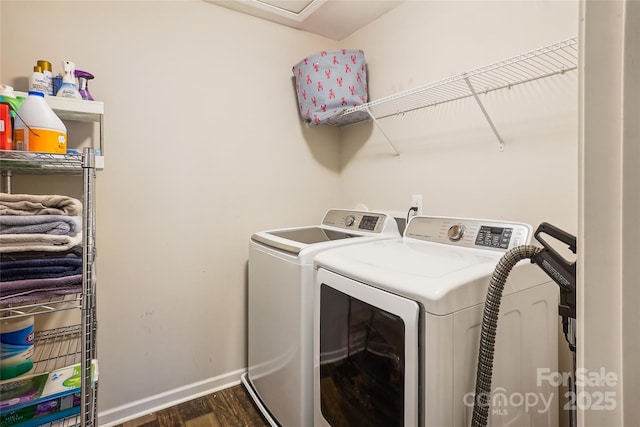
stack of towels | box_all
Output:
[0,193,84,306]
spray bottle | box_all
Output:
[75,70,95,101]
[56,61,82,99]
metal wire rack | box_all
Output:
[1,148,98,427]
[0,294,82,319]
[325,36,579,153]
[0,150,84,175]
[33,326,85,427]
[32,325,84,373]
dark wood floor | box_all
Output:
[112,385,269,427]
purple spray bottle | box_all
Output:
[74,70,95,101]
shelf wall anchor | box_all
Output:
[365,106,401,156]
[464,76,505,151]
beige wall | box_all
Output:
[1,0,342,422]
[338,0,579,234]
[339,3,578,425]
[1,0,585,424]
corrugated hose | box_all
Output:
[471,245,542,427]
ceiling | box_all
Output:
[206,0,403,40]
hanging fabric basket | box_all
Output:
[292,49,368,126]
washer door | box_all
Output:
[314,268,420,427]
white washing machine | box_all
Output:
[313,216,559,427]
[243,209,401,427]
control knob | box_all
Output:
[447,223,466,241]
[345,215,356,227]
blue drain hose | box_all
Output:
[471,245,542,427]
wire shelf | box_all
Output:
[0,150,84,174]
[32,325,84,373]
[46,416,82,427]
[1,326,89,427]
[325,37,578,126]
[1,148,99,426]
[0,294,82,319]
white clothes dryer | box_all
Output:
[313,216,559,427]
[243,209,400,427]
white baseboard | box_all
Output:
[98,368,246,427]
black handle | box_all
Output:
[534,222,576,256]
[531,222,577,319]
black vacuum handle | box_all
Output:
[531,222,577,319]
[534,222,577,255]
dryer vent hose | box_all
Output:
[471,245,541,427]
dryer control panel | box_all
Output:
[321,209,391,234]
[405,216,533,251]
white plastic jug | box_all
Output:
[14,91,67,153]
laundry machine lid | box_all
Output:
[250,209,400,256]
[255,227,361,245]
[314,216,550,314]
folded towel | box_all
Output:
[0,245,83,261]
[0,233,82,253]
[0,193,82,216]
[0,274,83,296]
[0,274,83,305]
[0,287,81,305]
[0,215,81,236]
[1,257,83,282]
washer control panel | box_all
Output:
[322,209,391,234]
[406,216,533,251]
[475,225,516,249]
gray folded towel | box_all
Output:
[0,193,82,216]
[0,274,83,305]
[0,215,81,235]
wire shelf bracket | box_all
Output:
[365,106,400,156]
[464,76,505,151]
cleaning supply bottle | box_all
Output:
[0,84,26,115]
[37,60,54,95]
[14,91,67,153]
[29,65,49,95]
[52,74,63,95]
[75,70,95,101]
[0,84,25,150]
[0,316,35,380]
[56,61,82,99]
[0,103,12,150]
